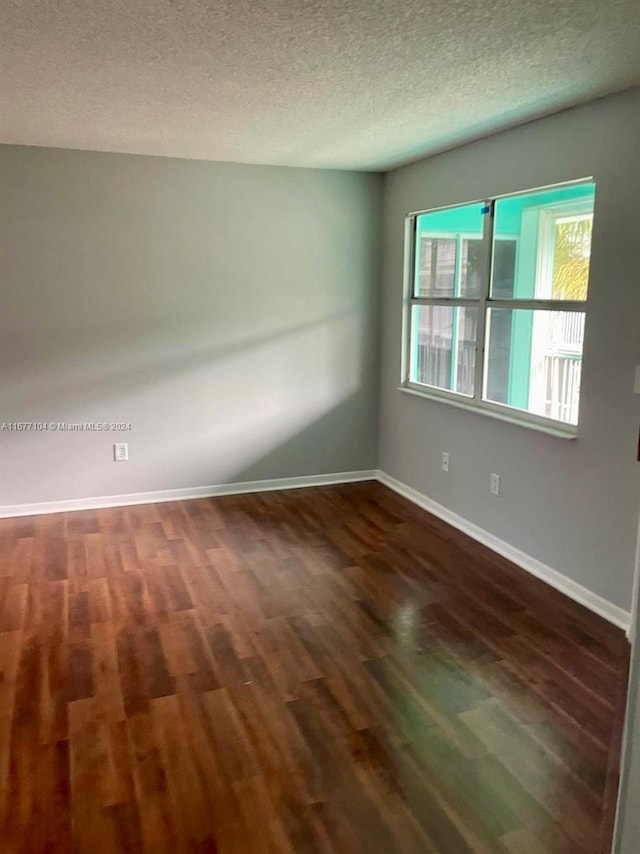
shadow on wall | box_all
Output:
[1,312,357,413]
[0,311,376,505]
[229,393,375,484]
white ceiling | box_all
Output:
[1,0,639,171]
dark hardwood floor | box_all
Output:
[0,481,630,853]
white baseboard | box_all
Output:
[376,470,632,634]
[0,470,377,519]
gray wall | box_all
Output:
[0,146,382,506]
[379,87,640,611]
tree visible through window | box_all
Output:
[552,216,592,300]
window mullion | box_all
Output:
[450,236,463,392]
[487,298,586,312]
[410,297,480,307]
[474,202,494,402]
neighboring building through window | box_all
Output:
[404,181,595,432]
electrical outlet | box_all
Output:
[441,451,449,472]
[113,443,128,462]
[490,473,500,496]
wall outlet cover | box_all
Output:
[113,443,129,462]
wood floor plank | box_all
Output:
[0,481,629,853]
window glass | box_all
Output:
[417,237,455,297]
[409,305,478,396]
[484,309,585,425]
[414,203,486,298]
[491,183,595,301]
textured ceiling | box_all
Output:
[1,0,640,171]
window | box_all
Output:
[403,180,595,433]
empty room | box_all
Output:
[1,1,640,852]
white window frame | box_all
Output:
[400,179,594,438]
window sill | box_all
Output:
[397,383,578,440]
